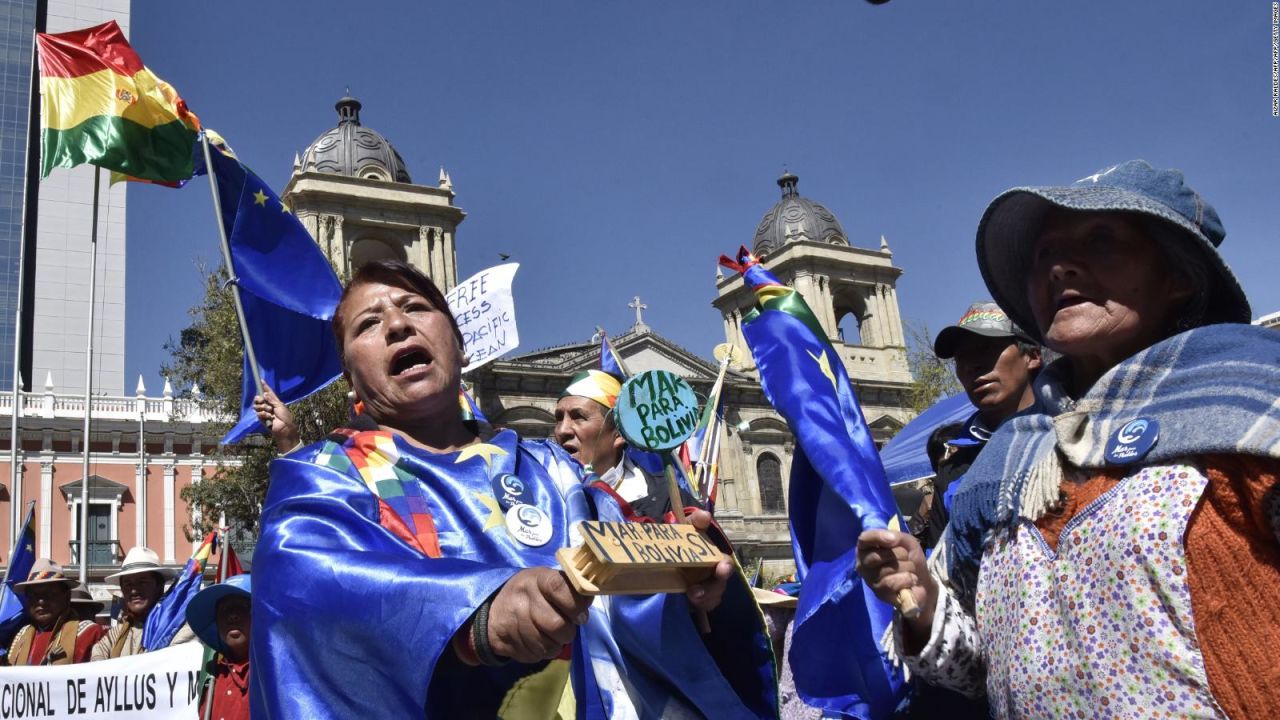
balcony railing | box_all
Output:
[0,386,224,424]
[67,540,124,568]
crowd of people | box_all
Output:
[238,159,1280,718]
[10,157,1271,719]
[1,548,252,719]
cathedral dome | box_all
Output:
[751,172,848,255]
[299,96,412,183]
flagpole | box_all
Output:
[201,518,229,720]
[200,134,264,395]
[692,353,731,502]
[77,167,101,586]
[10,29,40,556]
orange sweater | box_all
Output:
[1035,455,1280,720]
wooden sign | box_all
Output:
[558,521,728,595]
[614,370,701,452]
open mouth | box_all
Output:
[1055,292,1089,311]
[390,347,433,377]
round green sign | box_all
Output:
[614,370,701,451]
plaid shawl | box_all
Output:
[945,323,1280,606]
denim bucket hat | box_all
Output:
[185,574,251,655]
[976,160,1251,343]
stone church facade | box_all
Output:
[284,98,916,576]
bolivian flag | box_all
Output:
[36,20,200,183]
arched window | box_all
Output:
[757,453,785,514]
[350,237,405,271]
[832,285,869,346]
[836,310,862,345]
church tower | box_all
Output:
[282,96,466,289]
[713,172,915,438]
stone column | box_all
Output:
[136,460,146,549]
[39,460,52,557]
[884,284,906,347]
[190,464,203,544]
[861,286,883,347]
[792,271,826,337]
[163,464,176,563]
[817,277,839,341]
[416,226,434,279]
[324,215,346,275]
[445,230,459,290]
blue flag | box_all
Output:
[251,429,776,717]
[0,502,37,654]
[720,247,907,719]
[205,135,344,444]
[142,531,216,650]
[598,332,626,378]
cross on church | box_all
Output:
[628,296,648,327]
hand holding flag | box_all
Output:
[719,247,907,719]
[203,134,344,444]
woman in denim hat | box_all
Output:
[857,160,1279,718]
[187,575,251,720]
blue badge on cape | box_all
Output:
[1104,417,1159,465]
[492,473,533,511]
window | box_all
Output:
[837,310,862,345]
[832,286,869,346]
[62,475,125,567]
[350,236,405,271]
[757,454,784,514]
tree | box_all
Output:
[903,320,962,415]
[166,262,349,540]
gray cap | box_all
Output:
[933,301,1034,359]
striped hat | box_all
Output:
[560,370,622,409]
[13,558,77,591]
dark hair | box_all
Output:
[926,422,964,474]
[331,260,464,362]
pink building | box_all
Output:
[0,375,227,587]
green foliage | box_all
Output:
[904,320,962,415]
[167,262,349,538]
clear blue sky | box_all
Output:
[123,1,1280,393]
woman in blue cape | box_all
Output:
[249,260,778,719]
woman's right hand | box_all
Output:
[253,381,301,454]
[487,568,593,663]
[856,529,936,646]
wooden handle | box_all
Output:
[895,588,920,618]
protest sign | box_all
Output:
[613,370,701,452]
[557,521,726,595]
[446,263,520,373]
[0,643,203,719]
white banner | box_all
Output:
[0,643,203,719]
[446,263,521,373]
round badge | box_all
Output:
[1104,417,1159,465]
[491,473,532,511]
[505,504,553,547]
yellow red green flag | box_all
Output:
[36,20,200,183]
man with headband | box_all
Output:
[555,369,695,520]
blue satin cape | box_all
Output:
[249,429,777,719]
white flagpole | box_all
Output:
[77,166,101,586]
[200,134,264,394]
[10,30,39,555]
